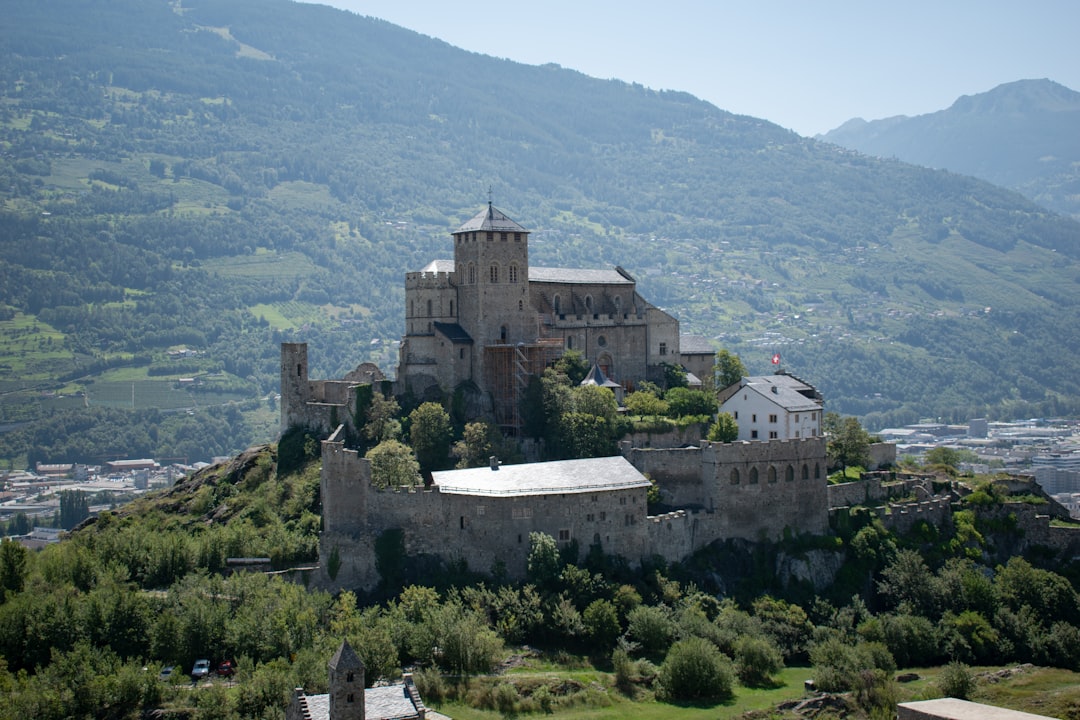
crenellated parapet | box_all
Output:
[405,270,455,290]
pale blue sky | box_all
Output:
[299,0,1079,136]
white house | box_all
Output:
[717,371,823,442]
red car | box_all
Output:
[216,660,235,677]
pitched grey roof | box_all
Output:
[365,684,424,720]
[433,322,473,344]
[581,364,621,389]
[419,259,454,273]
[530,267,634,285]
[740,375,822,412]
[433,456,650,496]
[456,203,528,234]
[329,639,363,672]
[679,335,715,355]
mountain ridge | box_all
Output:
[819,78,1080,217]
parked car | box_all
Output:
[216,660,235,678]
[190,659,211,681]
[158,665,175,682]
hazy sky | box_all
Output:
[299,0,1079,136]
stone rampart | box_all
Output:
[646,510,701,563]
[880,497,954,535]
[621,444,706,506]
[867,442,896,470]
[622,424,705,450]
[700,437,830,541]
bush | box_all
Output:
[937,661,974,700]
[734,635,784,687]
[626,605,677,660]
[658,637,734,702]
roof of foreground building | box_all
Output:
[433,455,651,496]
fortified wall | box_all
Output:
[623,437,830,544]
[280,343,385,439]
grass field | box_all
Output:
[209,251,320,280]
[429,661,1080,720]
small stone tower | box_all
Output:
[328,638,365,720]
[280,342,309,432]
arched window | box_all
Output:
[785,465,795,482]
[585,295,593,312]
[509,263,519,283]
[518,300,523,310]
[449,300,454,316]
[490,264,499,283]
[749,467,759,484]
[802,464,809,480]
[468,263,476,284]
[426,299,432,316]
[814,463,821,479]
[768,466,777,483]
[567,336,573,350]
[614,296,622,314]
[500,325,508,342]
[730,468,740,485]
[553,294,562,314]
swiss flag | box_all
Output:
[771,353,781,365]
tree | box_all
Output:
[452,421,495,469]
[659,362,688,390]
[583,599,621,650]
[825,413,871,472]
[707,412,738,442]
[623,390,668,417]
[734,635,783,687]
[363,392,402,444]
[526,532,562,588]
[408,402,451,472]
[0,540,28,601]
[365,440,420,488]
[714,349,746,390]
[553,350,590,385]
[665,387,717,418]
[59,490,89,530]
[658,636,734,701]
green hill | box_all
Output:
[2,0,1080,463]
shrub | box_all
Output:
[657,637,734,702]
[626,605,677,660]
[734,635,784,687]
[937,661,974,700]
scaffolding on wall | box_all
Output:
[485,338,564,431]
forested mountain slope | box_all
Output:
[819,79,1080,219]
[2,0,1080,463]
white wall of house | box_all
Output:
[720,389,821,442]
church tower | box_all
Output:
[453,203,533,383]
[328,639,364,720]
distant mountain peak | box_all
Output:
[948,78,1080,115]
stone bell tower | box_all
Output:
[452,203,533,385]
[328,639,364,720]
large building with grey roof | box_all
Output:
[397,204,696,430]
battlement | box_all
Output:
[405,270,454,289]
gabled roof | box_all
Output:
[433,456,650,496]
[529,267,634,285]
[456,203,528,234]
[679,335,714,355]
[731,375,822,413]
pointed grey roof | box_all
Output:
[455,203,528,234]
[329,639,364,671]
[581,363,620,389]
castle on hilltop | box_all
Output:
[396,203,714,429]
[280,206,835,591]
